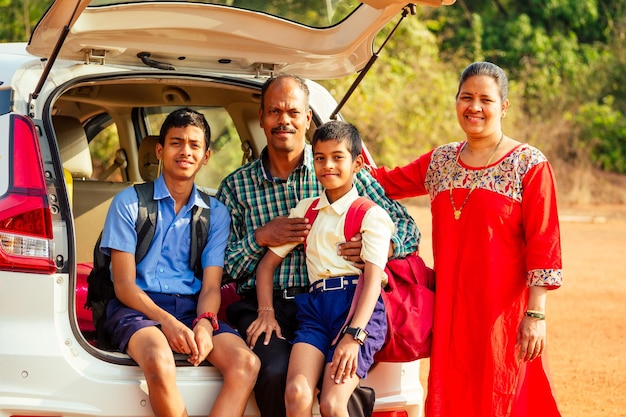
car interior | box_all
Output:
[53,76,267,262]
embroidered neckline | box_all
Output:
[449,133,504,220]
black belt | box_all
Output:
[274,286,308,300]
[309,276,359,293]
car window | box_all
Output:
[87,0,360,27]
[144,106,243,190]
[88,121,122,182]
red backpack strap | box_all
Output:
[302,198,321,251]
[303,196,376,252]
[344,197,377,242]
[330,197,378,346]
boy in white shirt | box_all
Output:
[249,120,393,417]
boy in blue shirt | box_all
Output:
[100,108,259,417]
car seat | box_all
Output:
[53,115,94,180]
[138,135,160,181]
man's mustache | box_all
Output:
[271,126,297,134]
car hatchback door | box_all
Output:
[27,0,454,81]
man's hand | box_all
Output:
[338,232,395,270]
[246,310,285,348]
[255,216,310,247]
[337,233,365,269]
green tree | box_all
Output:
[575,97,626,174]
[0,0,50,42]
[423,0,626,174]
[322,13,462,168]
[3,0,626,188]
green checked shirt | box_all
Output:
[215,145,421,293]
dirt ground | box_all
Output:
[403,200,626,417]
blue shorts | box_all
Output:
[293,283,387,379]
[104,292,239,353]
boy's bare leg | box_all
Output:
[319,362,360,417]
[127,326,187,417]
[208,333,261,417]
[285,343,325,417]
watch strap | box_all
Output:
[342,326,368,345]
[192,311,219,331]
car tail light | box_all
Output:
[0,114,55,274]
[373,411,409,417]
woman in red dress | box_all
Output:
[371,62,562,417]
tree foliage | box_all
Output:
[323,0,626,179]
[419,0,626,174]
[2,0,626,188]
[322,15,462,167]
[575,97,626,174]
[0,0,50,42]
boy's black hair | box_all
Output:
[159,108,211,151]
[311,120,362,160]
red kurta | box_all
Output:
[373,143,562,417]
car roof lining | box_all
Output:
[52,74,268,165]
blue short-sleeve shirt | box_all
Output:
[100,175,230,295]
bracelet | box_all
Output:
[257,306,275,312]
[525,310,545,320]
[192,311,219,331]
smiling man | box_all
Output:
[216,74,420,417]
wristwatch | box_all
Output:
[342,326,368,345]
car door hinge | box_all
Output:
[28,94,36,118]
[84,49,107,65]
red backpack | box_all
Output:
[304,197,435,362]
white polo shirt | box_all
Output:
[270,186,394,284]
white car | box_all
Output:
[0,1,452,417]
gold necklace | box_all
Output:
[449,133,504,220]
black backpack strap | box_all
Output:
[133,181,157,264]
[87,181,158,350]
[190,189,211,279]
[133,182,209,278]
[86,182,156,310]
